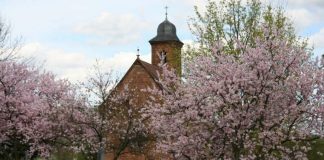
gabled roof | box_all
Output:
[138,59,160,80]
[114,57,162,91]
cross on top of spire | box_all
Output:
[136,47,140,58]
[165,6,168,20]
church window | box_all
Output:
[159,50,167,64]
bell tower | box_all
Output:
[149,8,183,75]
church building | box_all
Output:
[104,14,183,160]
[114,16,183,98]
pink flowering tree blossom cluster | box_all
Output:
[104,89,150,159]
[81,61,151,160]
[0,60,102,159]
[144,25,324,159]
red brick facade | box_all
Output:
[104,18,183,160]
[151,41,183,75]
[104,59,167,160]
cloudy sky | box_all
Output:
[0,0,323,82]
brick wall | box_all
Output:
[104,40,182,160]
[104,62,163,160]
[151,41,182,75]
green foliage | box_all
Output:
[50,149,96,160]
[308,139,324,160]
[186,0,305,59]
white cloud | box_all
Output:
[4,0,324,84]
[310,28,324,48]
[309,28,324,57]
[20,42,152,83]
[285,0,324,32]
[287,8,317,31]
[74,12,149,45]
[100,52,150,70]
[20,42,91,82]
[182,0,208,12]
[182,39,200,51]
[287,0,324,8]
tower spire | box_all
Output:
[165,6,168,20]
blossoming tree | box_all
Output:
[0,60,101,159]
[144,25,324,159]
[81,61,151,160]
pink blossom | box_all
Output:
[144,25,324,159]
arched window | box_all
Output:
[159,50,167,64]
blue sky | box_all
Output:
[0,0,323,82]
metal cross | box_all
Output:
[136,47,140,58]
[165,6,168,20]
